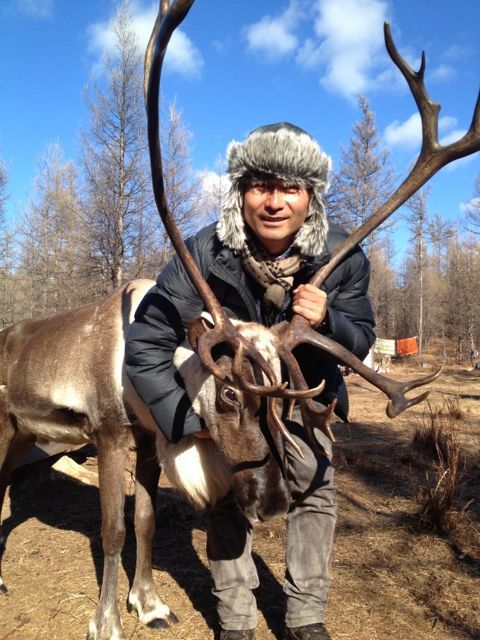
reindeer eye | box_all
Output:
[223,387,238,403]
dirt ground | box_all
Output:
[0,359,479,640]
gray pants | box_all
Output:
[206,416,337,631]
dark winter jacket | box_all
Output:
[124,222,375,442]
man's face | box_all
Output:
[242,178,310,256]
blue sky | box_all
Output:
[0,0,479,254]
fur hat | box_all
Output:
[216,122,332,256]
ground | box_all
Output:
[0,359,479,640]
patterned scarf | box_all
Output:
[241,233,303,325]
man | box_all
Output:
[125,122,375,640]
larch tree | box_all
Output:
[81,0,156,292]
[326,95,395,254]
[199,155,229,225]
[17,143,84,318]
[426,212,454,350]
[149,99,205,273]
[326,95,396,336]
[0,153,7,217]
[368,234,397,337]
[464,172,480,234]
[403,188,430,352]
[445,233,480,361]
[403,189,454,352]
[0,153,15,328]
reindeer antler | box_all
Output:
[144,0,330,458]
[308,23,479,286]
[243,22,480,442]
[144,1,285,387]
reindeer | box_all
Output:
[0,1,479,639]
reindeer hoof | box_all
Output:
[127,591,178,628]
[145,611,179,629]
[147,618,169,630]
[0,582,7,594]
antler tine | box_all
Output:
[268,398,304,459]
[278,344,338,443]
[145,0,286,390]
[303,23,480,293]
[195,331,279,391]
[384,23,440,157]
[267,396,335,459]
[280,323,441,421]
[299,398,337,445]
[231,341,325,399]
[385,23,480,164]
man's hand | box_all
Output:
[292,284,328,329]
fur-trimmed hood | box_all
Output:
[216,122,332,256]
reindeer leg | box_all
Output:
[127,433,179,628]
[0,392,36,594]
[87,433,129,640]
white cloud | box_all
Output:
[441,128,477,171]
[439,116,459,131]
[384,113,460,150]
[197,169,231,221]
[439,128,466,146]
[87,20,115,57]
[243,0,404,100]
[460,197,480,213]
[198,169,231,202]
[170,30,204,77]
[198,170,214,190]
[384,113,421,149]
[431,64,455,81]
[87,2,203,79]
[442,44,471,62]
[16,0,53,19]
[244,1,303,60]
[297,0,389,99]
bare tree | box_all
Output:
[0,153,15,328]
[403,190,457,353]
[426,213,454,349]
[17,143,84,317]
[325,96,396,338]
[368,234,397,337]
[446,232,480,362]
[81,0,156,291]
[404,188,431,352]
[199,155,229,225]
[326,95,395,256]
[464,172,480,234]
[148,99,205,272]
[0,153,7,215]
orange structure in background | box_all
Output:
[396,337,418,357]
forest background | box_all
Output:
[0,2,479,361]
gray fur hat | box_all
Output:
[216,122,332,256]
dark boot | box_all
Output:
[285,623,332,639]
[219,630,256,640]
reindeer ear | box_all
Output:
[187,315,214,350]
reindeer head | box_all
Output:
[167,316,291,521]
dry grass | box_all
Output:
[411,397,462,460]
[0,361,479,639]
[409,397,470,534]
